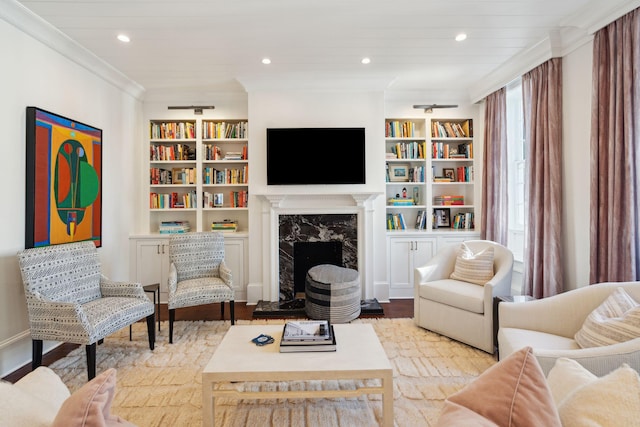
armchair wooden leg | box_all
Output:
[86,343,96,381]
[32,340,43,371]
[146,314,155,350]
[220,301,225,320]
[169,308,176,344]
[230,300,235,325]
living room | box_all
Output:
[1,0,638,424]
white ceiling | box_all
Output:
[13,0,639,99]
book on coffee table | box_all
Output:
[279,325,337,353]
[282,320,332,342]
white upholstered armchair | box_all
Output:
[414,240,514,353]
[168,232,235,343]
[17,241,155,380]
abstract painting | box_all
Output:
[25,107,102,248]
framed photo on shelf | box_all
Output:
[389,165,409,182]
[434,208,451,228]
[213,193,224,207]
[443,168,455,182]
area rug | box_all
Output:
[49,318,495,426]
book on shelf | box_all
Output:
[434,195,464,205]
[211,220,238,232]
[159,221,191,234]
[388,198,415,206]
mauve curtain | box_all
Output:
[590,9,640,283]
[481,88,508,245]
[522,58,564,298]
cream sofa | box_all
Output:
[498,281,640,376]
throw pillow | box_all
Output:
[546,358,597,406]
[436,346,561,427]
[449,242,494,285]
[0,379,60,427]
[574,287,640,348]
[558,363,640,427]
[52,368,135,427]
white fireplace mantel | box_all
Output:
[256,192,382,302]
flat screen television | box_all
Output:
[266,127,365,185]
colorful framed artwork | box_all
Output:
[25,107,102,248]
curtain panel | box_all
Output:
[590,8,640,283]
[522,58,564,298]
[481,88,509,245]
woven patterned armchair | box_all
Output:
[168,232,235,343]
[17,241,155,380]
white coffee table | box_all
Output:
[202,323,394,426]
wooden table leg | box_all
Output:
[382,373,394,427]
[202,381,214,427]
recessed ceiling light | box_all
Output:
[361,57,371,64]
[262,58,271,65]
[455,33,467,42]
[117,34,130,43]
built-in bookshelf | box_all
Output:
[384,117,476,232]
[148,119,249,234]
[430,119,475,230]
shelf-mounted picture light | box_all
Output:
[413,104,458,114]
[167,105,215,115]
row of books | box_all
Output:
[385,120,418,138]
[432,142,473,159]
[150,144,195,161]
[202,121,248,140]
[202,166,248,185]
[386,213,408,230]
[203,145,248,161]
[434,195,465,206]
[387,141,426,159]
[150,167,197,185]
[159,221,191,234]
[211,220,238,233]
[202,191,248,208]
[279,320,336,353]
[150,122,195,140]
[452,212,475,230]
[150,191,197,209]
[454,166,474,183]
[431,120,472,138]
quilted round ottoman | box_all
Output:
[305,264,361,323]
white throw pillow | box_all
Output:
[546,358,597,406]
[574,287,640,348]
[449,243,494,285]
[557,363,640,427]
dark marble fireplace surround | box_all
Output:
[278,213,357,302]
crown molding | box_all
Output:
[1,0,145,100]
[469,0,638,103]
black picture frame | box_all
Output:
[434,208,451,228]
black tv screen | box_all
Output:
[267,127,366,185]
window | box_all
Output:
[506,78,526,262]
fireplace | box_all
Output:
[253,192,380,305]
[279,214,357,302]
[293,241,343,297]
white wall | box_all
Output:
[0,17,143,376]
[562,41,593,290]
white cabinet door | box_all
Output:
[222,236,247,301]
[388,236,437,298]
[133,238,171,301]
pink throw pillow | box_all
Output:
[52,368,135,427]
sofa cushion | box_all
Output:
[450,243,494,286]
[547,359,640,427]
[0,374,65,427]
[575,287,640,348]
[419,279,485,314]
[436,346,561,426]
[52,368,134,427]
[498,327,580,360]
